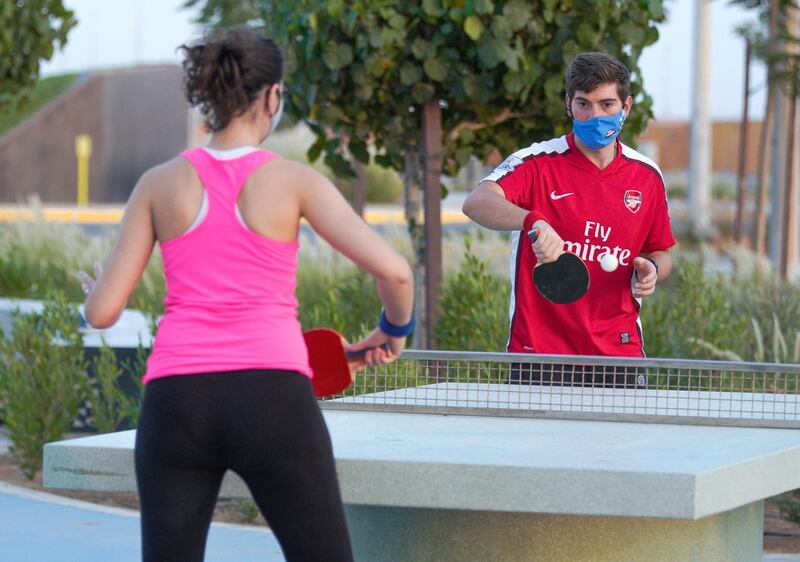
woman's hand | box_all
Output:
[76,263,103,297]
[344,327,405,370]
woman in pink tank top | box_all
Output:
[79,26,413,562]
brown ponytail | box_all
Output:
[179,26,283,132]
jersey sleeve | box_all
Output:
[481,151,536,210]
[642,188,676,253]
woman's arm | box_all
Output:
[291,162,414,362]
[83,171,157,328]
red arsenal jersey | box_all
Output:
[482,132,675,357]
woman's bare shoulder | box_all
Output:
[134,156,196,194]
[253,157,331,192]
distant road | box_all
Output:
[0,202,471,227]
[0,198,712,235]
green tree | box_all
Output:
[730,0,799,257]
[0,1,77,112]
[253,0,664,177]
[183,0,260,28]
[187,0,667,345]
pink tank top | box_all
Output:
[143,147,312,383]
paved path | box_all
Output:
[1,480,798,561]
[2,427,799,561]
[0,482,284,562]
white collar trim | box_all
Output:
[201,146,260,160]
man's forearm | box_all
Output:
[642,250,673,281]
[462,182,529,231]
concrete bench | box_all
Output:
[45,405,800,562]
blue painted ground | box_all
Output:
[2,482,800,562]
[0,482,285,562]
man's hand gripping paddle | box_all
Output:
[303,328,389,397]
[528,227,589,304]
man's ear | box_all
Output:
[623,94,633,117]
[565,94,572,119]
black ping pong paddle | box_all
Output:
[528,227,589,304]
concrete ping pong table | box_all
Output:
[44,351,800,562]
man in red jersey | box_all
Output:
[462,52,675,387]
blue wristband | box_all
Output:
[379,310,415,337]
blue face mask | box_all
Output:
[572,109,626,150]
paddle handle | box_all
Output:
[528,227,540,243]
[345,343,391,360]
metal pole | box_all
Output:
[734,39,751,245]
[688,0,713,236]
[74,134,92,206]
[422,102,442,349]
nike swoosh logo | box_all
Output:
[550,191,574,200]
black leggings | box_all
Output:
[134,370,353,562]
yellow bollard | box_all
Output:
[75,134,92,206]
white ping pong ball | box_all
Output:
[600,253,619,272]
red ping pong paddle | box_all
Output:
[528,227,589,304]
[303,328,389,397]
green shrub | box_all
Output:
[297,264,381,342]
[0,203,115,301]
[641,259,749,360]
[666,182,687,200]
[269,143,402,203]
[777,492,800,527]
[641,253,800,366]
[363,163,403,203]
[712,181,736,201]
[0,292,87,478]
[434,236,508,352]
[89,341,142,433]
[117,341,149,429]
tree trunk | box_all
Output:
[768,0,790,265]
[756,0,782,258]
[752,84,774,256]
[780,91,797,280]
[421,102,442,349]
[780,2,799,280]
[734,39,751,246]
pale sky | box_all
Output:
[40,0,766,122]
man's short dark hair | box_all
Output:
[565,52,631,104]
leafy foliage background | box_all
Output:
[0,1,76,112]
[188,0,666,178]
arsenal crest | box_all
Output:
[624,190,642,214]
